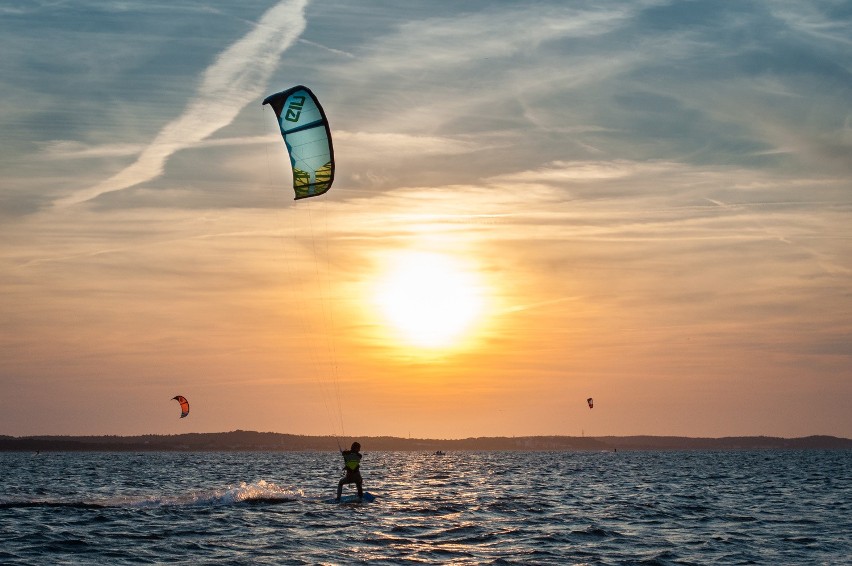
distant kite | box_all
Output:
[587,398,594,409]
[172,395,189,418]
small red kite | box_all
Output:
[172,395,189,418]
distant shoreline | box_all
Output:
[1,431,850,452]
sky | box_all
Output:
[1,0,851,439]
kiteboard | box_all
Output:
[323,492,376,504]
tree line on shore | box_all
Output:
[1,431,849,452]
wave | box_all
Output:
[0,501,106,510]
[0,480,306,510]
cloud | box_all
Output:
[40,136,272,160]
[353,4,642,75]
[336,130,481,158]
[318,3,652,135]
[768,1,852,47]
[38,140,144,159]
[54,0,309,207]
[297,38,356,59]
[487,160,681,184]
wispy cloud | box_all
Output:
[351,4,642,75]
[297,38,356,59]
[40,136,272,160]
[54,0,309,207]
[487,160,681,184]
[769,1,852,47]
[336,131,482,158]
[38,140,144,159]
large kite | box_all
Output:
[263,85,334,200]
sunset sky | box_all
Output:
[2,0,851,439]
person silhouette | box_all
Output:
[336,441,363,501]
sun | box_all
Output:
[374,252,485,349]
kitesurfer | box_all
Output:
[336,441,363,501]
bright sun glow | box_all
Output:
[374,252,484,348]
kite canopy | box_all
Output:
[263,85,334,200]
[587,397,594,409]
[172,395,189,418]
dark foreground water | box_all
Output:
[1,450,849,564]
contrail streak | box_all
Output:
[55,0,309,207]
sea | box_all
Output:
[1,450,849,565]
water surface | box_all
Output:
[1,450,849,564]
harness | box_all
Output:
[343,451,361,471]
